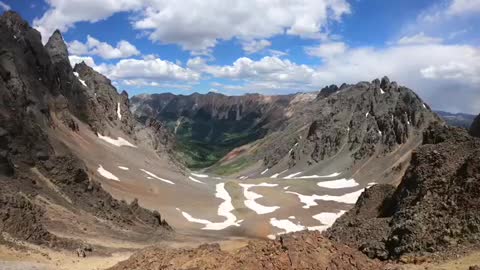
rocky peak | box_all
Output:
[45,29,70,65]
[470,114,480,138]
[1,11,31,34]
[318,84,339,98]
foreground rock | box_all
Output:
[470,114,480,138]
[327,124,480,260]
[109,231,382,270]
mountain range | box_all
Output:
[1,10,480,270]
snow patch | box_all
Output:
[191,173,208,178]
[365,112,369,117]
[288,216,296,220]
[380,88,385,94]
[285,191,323,209]
[260,168,269,175]
[140,169,175,185]
[117,102,122,120]
[283,186,290,190]
[317,178,359,189]
[267,234,276,240]
[177,183,241,230]
[284,172,302,179]
[117,166,129,171]
[270,169,287,179]
[239,176,248,180]
[97,165,119,181]
[188,176,205,184]
[317,183,375,204]
[97,134,137,148]
[307,210,346,232]
[423,103,427,109]
[294,172,341,179]
[240,183,279,215]
[270,218,305,234]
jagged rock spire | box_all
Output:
[45,29,70,65]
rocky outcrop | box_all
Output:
[470,114,480,138]
[109,231,382,270]
[327,124,480,260]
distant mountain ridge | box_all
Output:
[434,110,476,129]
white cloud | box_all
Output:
[0,1,11,11]
[305,42,347,58]
[447,0,480,16]
[397,32,443,45]
[107,58,200,82]
[34,0,350,51]
[242,39,271,54]
[192,43,480,114]
[68,36,140,59]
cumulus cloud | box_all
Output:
[0,1,11,11]
[447,0,480,16]
[397,32,443,45]
[242,39,272,54]
[34,0,350,51]
[192,44,480,114]
[68,36,140,59]
[305,42,347,58]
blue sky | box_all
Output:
[2,0,480,113]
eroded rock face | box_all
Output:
[470,114,480,138]
[109,231,382,270]
[327,124,480,260]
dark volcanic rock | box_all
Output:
[327,124,480,260]
[470,114,480,138]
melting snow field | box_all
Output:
[285,191,323,209]
[316,178,359,189]
[117,102,122,120]
[270,170,287,179]
[97,134,137,148]
[284,172,302,179]
[270,218,305,234]
[178,183,242,230]
[140,169,175,185]
[117,166,129,170]
[307,211,346,232]
[317,184,375,204]
[97,165,119,181]
[294,172,342,179]
[240,183,279,215]
[188,176,205,184]
[191,173,208,178]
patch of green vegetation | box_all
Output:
[208,157,253,176]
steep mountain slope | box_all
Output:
[435,111,476,129]
[208,78,441,182]
[131,92,302,168]
[470,114,480,137]
[0,11,172,253]
[327,124,480,260]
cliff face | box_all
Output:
[470,114,480,138]
[327,124,480,260]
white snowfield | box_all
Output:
[316,178,359,189]
[140,169,175,185]
[191,173,208,178]
[117,166,129,170]
[307,211,346,232]
[178,183,242,230]
[117,102,122,120]
[380,88,385,94]
[270,218,305,234]
[284,172,302,179]
[285,191,323,209]
[317,183,375,204]
[293,172,342,179]
[270,169,287,178]
[188,176,205,184]
[240,183,279,215]
[97,133,137,148]
[97,165,119,181]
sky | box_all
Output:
[2,0,480,114]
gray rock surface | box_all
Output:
[470,114,480,138]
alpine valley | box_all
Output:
[1,10,480,270]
